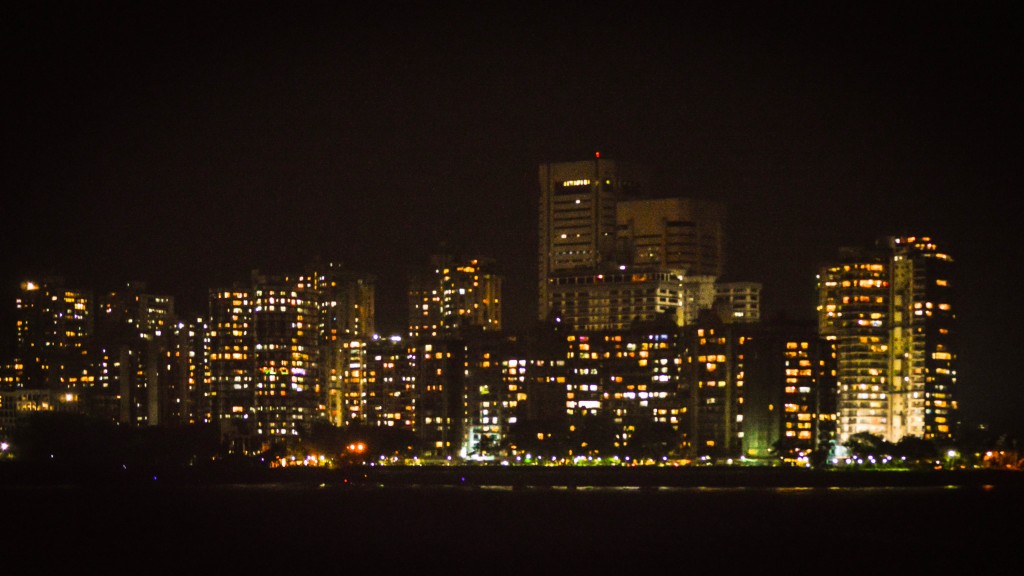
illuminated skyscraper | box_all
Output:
[818,235,957,443]
[889,236,957,440]
[408,336,466,459]
[360,335,414,429]
[251,270,319,446]
[0,277,89,435]
[207,262,378,451]
[14,277,93,392]
[740,321,837,463]
[310,261,376,341]
[306,261,376,427]
[207,285,255,452]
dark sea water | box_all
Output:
[3,480,1021,573]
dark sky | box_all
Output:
[3,3,1021,437]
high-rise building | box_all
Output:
[563,321,688,458]
[93,282,179,426]
[817,235,957,443]
[251,270,320,447]
[14,277,93,392]
[182,316,210,426]
[741,321,837,463]
[306,261,376,427]
[330,336,413,431]
[205,261,379,451]
[454,332,518,460]
[538,155,651,321]
[537,155,727,329]
[360,335,414,430]
[890,236,957,440]
[207,286,255,452]
[408,254,501,338]
[408,336,466,459]
[310,261,376,341]
[680,318,746,461]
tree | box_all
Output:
[893,436,938,467]
[842,432,894,462]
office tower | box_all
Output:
[538,155,727,329]
[14,277,93,392]
[538,156,651,321]
[615,197,726,277]
[251,270,320,446]
[408,254,502,338]
[818,235,957,443]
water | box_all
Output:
[3,482,1020,572]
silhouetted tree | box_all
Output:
[508,419,569,459]
[624,421,679,460]
[843,432,893,460]
[893,436,938,467]
[10,411,125,467]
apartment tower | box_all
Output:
[817,235,957,443]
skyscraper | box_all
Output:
[251,270,319,446]
[207,286,255,452]
[537,155,727,329]
[14,277,93,391]
[537,155,651,321]
[817,235,957,443]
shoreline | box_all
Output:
[3,460,1022,490]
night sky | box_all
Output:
[3,3,1021,437]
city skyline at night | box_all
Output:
[4,3,1021,440]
